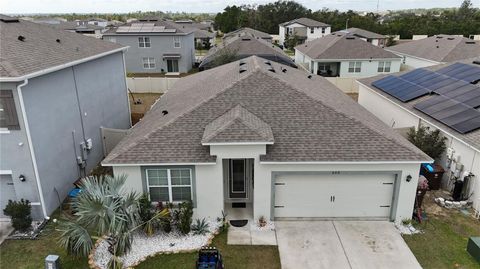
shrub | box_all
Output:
[3,199,32,232]
[191,218,210,235]
[407,126,447,160]
[173,201,193,234]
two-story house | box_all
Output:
[103,18,195,74]
[295,33,401,78]
[336,27,387,47]
[0,15,131,220]
[279,17,331,47]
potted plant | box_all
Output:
[258,216,267,228]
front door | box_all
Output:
[229,159,248,199]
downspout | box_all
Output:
[17,79,49,219]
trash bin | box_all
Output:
[420,163,445,190]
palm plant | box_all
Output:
[58,174,168,269]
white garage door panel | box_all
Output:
[274,173,395,219]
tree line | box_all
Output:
[214,0,480,39]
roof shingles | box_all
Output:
[104,56,430,164]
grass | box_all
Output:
[137,229,281,269]
[0,211,89,269]
[403,192,480,269]
[0,212,280,269]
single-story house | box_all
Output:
[199,36,296,70]
[103,56,431,223]
[386,35,480,70]
[336,27,387,47]
[279,17,331,47]
[295,33,401,78]
[223,27,272,43]
[357,59,480,210]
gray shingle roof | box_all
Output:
[295,33,400,60]
[103,56,430,165]
[223,27,272,41]
[202,105,274,144]
[386,35,480,62]
[199,36,296,68]
[338,28,386,39]
[280,17,330,27]
[358,58,480,152]
[194,29,215,39]
[0,15,125,78]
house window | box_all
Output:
[318,63,329,72]
[167,59,179,72]
[348,61,362,73]
[146,168,192,203]
[321,27,326,34]
[378,61,391,72]
[142,57,155,69]
[173,36,181,48]
[310,28,314,34]
[0,90,20,130]
[138,36,151,48]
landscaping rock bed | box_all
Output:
[91,219,220,269]
[251,220,275,231]
[7,219,48,240]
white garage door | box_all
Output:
[274,173,395,219]
[0,175,17,218]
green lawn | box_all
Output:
[403,194,480,269]
[0,211,89,269]
[137,230,280,269]
[0,211,280,269]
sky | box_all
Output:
[1,0,478,14]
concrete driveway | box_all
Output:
[275,221,421,269]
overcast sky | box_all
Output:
[1,0,478,14]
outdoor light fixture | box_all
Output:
[406,175,412,182]
[19,174,26,182]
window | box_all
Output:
[146,168,192,203]
[0,90,20,130]
[321,27,326,34]
[142,57,155,69]
[310,28,314,34]
[167,59,179,72]
[348,61,362,73]
[377,61,391,72]
[318,63,329,72]
[173,36,181,48]
[138,36,150,48]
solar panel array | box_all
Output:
[372,62,480,134]
[116,23,177,33]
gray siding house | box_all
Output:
[103,18,195,74]
[0,15,131,220]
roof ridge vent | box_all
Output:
[264,61,272,65]
[241,37,251,41]
[0,16,19,23]
[466,41,476,44]
[436,36,444,39]
[447,37,455,40]
[267,67,275,73]
[346,36,355,40]
[239,66,247,73]
[473,60,480,65]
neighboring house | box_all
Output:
[357,59,480,210]
[0,15,131,220]
[279,18,331,47]
[35,20,105,38]
[223,27,273,43]
[295,33,401,77]
[336,27,387,46]
[103,56,431,223]
[86,18,108,28]
[103,18,195,74]
[199,36,296,70]
[193,29,215,48]
[386,34,480,70]
[174,19,214,32]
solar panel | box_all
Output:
[373,62,480,134]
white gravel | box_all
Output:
[395,223,421,235]
[93,220,220,269]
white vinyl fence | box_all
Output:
[126,77,180,93]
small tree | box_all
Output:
[58,175,168,269]
[210,48,239,68]
[3,199,32,232]
[407,126,447,161]
[284,33,300,50]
